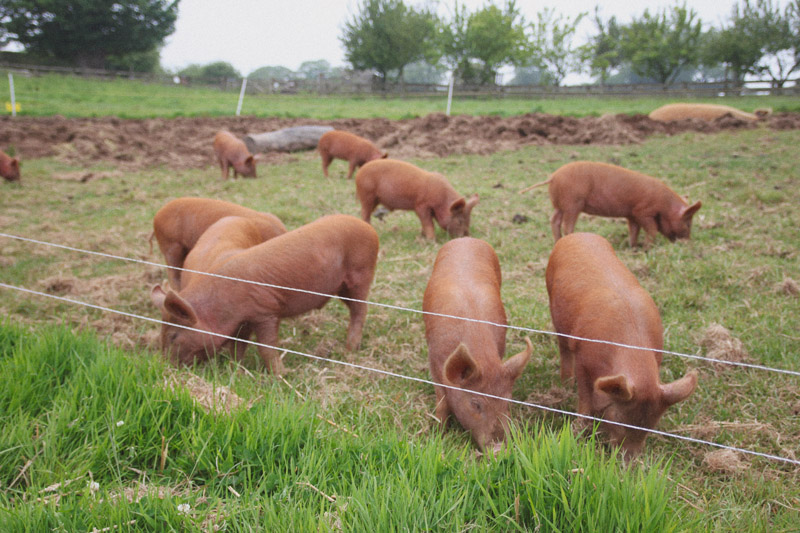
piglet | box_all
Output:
[0,150,21,183]
[356,159,479,240]
[151,197,286,290]
[150,214,379,374]
[521,161,701,247]
[317,130,387,179]
[178,214,287,359]
[424,237,532,450]
[213,130,258,179]
[545,232,697,457]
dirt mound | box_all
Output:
[1,112,799,171]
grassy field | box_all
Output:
[1,78,799,529]
[2,70,800,119]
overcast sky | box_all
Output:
[159,0,777,82]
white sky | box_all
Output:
[159,0,778,81]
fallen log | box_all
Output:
[244,125,334,153]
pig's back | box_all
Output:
[424,238,506,351]
[546,233,662,346]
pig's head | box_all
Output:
[1,157,21,182]
[659,200,702,242]
[446,194,480,238]
[593,369,698,458]
[150,284,224,365]
[234,155,258,178]
[442,337,532,450]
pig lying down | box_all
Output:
[317,130,387,179]
[0,150,21,183]
[213,130,259,179]
[356,159,479,240]
[521,161,701,247]
[648,103,771,122]
[546,232,697,457]
[424,237,531,451]
[151,197,286,290]
[151,214,379,374]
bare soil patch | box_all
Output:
[2,112,799,171]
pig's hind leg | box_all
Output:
[338,281,370,352]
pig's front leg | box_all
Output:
[626,218,641,247]
[252,316,284,375]
[415,206,437,239]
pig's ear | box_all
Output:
[465,194,479,211]
[11,158,20,169]
[595,374,634,402]
[504,336,532,379]
[163,290,198,326]
[681,201,702,221]
[443,343,481,386]
[661,369,697,407]
[150,284,167,308]
[449,197,466,214]
[246,155,256,166]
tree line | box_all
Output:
[1,0,798,88]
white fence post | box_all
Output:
[236,77,248,116]
[8,73,16,117]
[446,73,455,116]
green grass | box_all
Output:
[2,71,800,118]
[0,323,684,531]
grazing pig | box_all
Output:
[317,130,387,179]
[213,130,259,179]
[0,150,21,183]
[356,159,479,240]
[520,161,701,247]
[423,237,532,450]
[648,103,771,122]
[150,214,379,374]
[181,215,287,287]
[545,232,697,457]
[151,197,286,290]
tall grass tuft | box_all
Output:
[0,322,687,530]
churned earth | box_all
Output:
[2,111,800,170]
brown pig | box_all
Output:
[649,103,771,122]
[150,214,379,374]
[317,130,387,179]
[423,237,532,450]
[151,197,286,290]
[356,159,479,240]
[0,150,21,182]
[521,161,701,247]
[213,130,259,179]
[181,215,287,288]
[177,215,287,359]
[545,232,697,457]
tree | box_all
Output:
[438,1,529,85]
[249,65,295,81]
[341,0,438,85]
[619,4,703,86]
[297,60,331,80]
[747,0,799,87]
[529,7,585,86]
[178,61,240,80]
[401,59,447,84]
[2,0,179,69]
[105,47,163,73]
[579,8,624,86]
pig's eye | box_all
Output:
[471,399,483,413]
